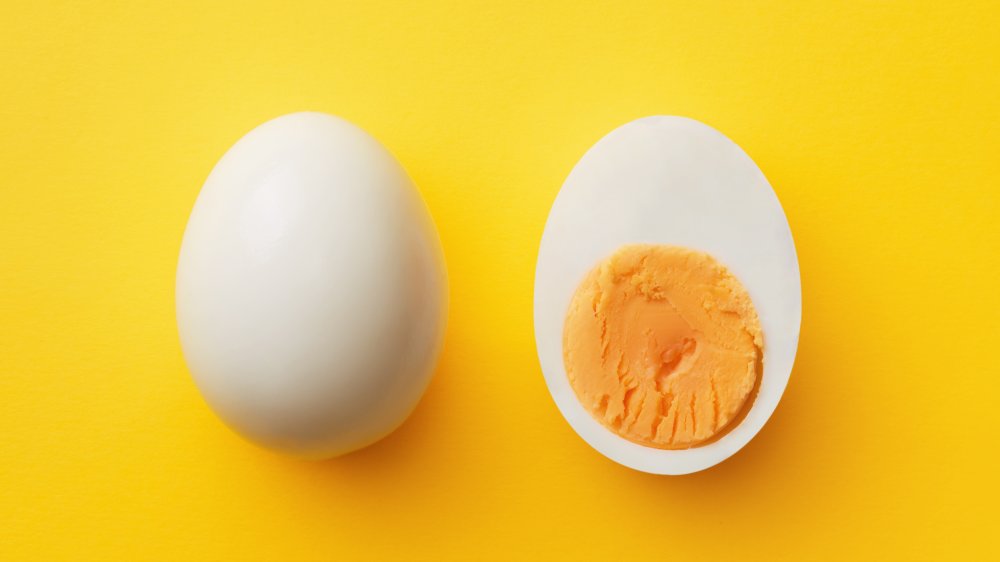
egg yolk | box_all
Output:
[563,244,763,449]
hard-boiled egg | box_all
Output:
[176,112,447,459]
[534,116,800,474]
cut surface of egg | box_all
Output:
[534,116,800,475]
[176,112,447,459]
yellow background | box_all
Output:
[2,1,998,559]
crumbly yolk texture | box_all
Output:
[563,244,763,449]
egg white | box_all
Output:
[177,113,447,458]
[534,116,801,474]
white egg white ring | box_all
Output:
[534,116,801,475]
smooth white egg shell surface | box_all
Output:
[534,116,801,475]
[176,112,447,459]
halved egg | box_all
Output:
[534,116,801,475]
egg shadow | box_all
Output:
[266,339,464,494]
[604,315,829,508]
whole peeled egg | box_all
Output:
[534,116,801,474]
[176,112,447,458]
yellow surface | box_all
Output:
[1,1,998,559]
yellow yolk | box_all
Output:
[563,244,763,449]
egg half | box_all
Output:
[176,112,447,459]
[534,116,801,474]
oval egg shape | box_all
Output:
[177,112,447,459]
[534,116,801,474]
